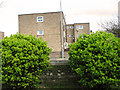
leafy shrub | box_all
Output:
[68,31,120,88]
[0,39,2,85]
[1,33,52,88]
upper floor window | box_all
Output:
[70,26,74,29]
[77,25,83,29]
[37,30,44,35]
[37,16,43,22]
[67,26,69,29]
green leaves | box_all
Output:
[68,31,120,88]
[2,33,52,88]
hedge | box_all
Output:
[1,33,52,88]
[68,31,120,88]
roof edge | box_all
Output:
[0,31,4,33]
[66,23,90,25]
[74,23,90,24]
[66,24,74,25]
[18,11,63,16]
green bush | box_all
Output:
[0,39,2,86]
[1,33,52,88]
[68,31,120,88]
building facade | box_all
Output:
[19,12,66,58]
[66,24,74,44]
[0,31,4,40]
[19,11,90,58]
[66,23,90,43]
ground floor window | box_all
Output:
[37,30,44,35]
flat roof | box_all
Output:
[18,11,63,16]
[74,23,89,24]
[66,24,74,26]
[66,23,90,25]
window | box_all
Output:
[64,31,65,37]
[37,16,43,22]
[70,26,73,29]
[71,35,74,37]
[77,25,83,29]
[67,26,69,29]
[77,34,80,38]
[81,34,83,38]
[37,30,44,35]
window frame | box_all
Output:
[77,25,83,29]
[70,26,73,29]
[77,34,80,38]
[67,26,69,29]
[81,34,83,38]
[71,35,74,37]
[37,16,43,22]
[37,30,44,35]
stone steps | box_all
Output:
[39,65,81,88]
[49,58,69,65]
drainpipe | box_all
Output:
[60,0,64,58]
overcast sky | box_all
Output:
[0,0,119,37]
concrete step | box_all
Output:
[49,58,69,65]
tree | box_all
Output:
[99,18,120,37]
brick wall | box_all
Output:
[66,24,74,43]
[74,23,90,42]
[19,12,66,53]
[66,23,90,43]
[0,31,4,39]
[50,51,69,59]
[50,52,62,58]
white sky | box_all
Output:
[0,0,119,37]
